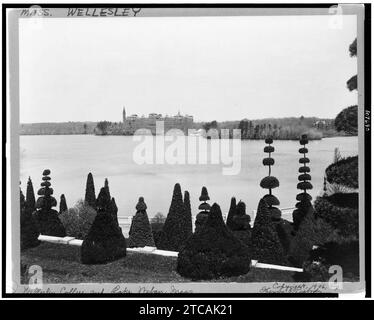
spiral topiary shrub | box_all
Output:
[177,203,251,280]
[251,199,287,265]
[292,134,313,229]
[128,197,155,248]
[32,169,66,237]
[195,186,211,234]
[260,137,281,221]
[81,186,126,264]
[20,186,40,250]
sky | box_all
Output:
[19,15,358,123]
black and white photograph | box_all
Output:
[2,3,370,299]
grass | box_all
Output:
[21,243,297,284]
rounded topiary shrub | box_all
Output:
[81,186,126,264]
[32,169,66,237]
[59,199,96,239]
[314,194,358,238]
[251,199,287,265]
[128,197,155,248]
[177,203,251,280]
[20,187,40,250]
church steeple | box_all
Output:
[122,107,126,123]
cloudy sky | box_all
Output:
[19,14,357,123]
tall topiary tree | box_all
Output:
[183,191,193,237]
[33,169,66,237]
[59,194,68,214]
[25,176,36,216]
[158,183,188,251]
[84,172,96,207]
[293,134,313,229]
[195,186,211,233]
[260,137,281,221]
[81,186,126,264]
[128,197,155,248]
[251,199,287,265]
[231,201,252,247]
[177,203,251,280]
[20,186,40,250]
[226,197,237,230]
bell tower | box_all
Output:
[122,107,126,123]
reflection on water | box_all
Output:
[20,135,358,224]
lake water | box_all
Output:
[20,135,358,224]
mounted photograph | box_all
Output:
[4,4,368,296]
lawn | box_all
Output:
[21,243,297,283]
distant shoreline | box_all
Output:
[20,116,351,140]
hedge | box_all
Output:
[314,194,358,238]
[325,156,358,189]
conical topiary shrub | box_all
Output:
[226,197,237,230]
[260,137,281,221]
[20,186,40,250]
[59,194,68,214]
[158,183,188,251]
[128,197,155,248]
[84,172,96,207]
[25,176,36,216]
[109,197,119,227]
[177,203,251,280]
[104,178,111,198]
[183,191,193,237]
[81,186,126,264]
[251,199,287,265]
[292,134,313,229]
[33,169,66,237]
[195,186,211,233]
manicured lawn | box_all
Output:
[21,243,297,283]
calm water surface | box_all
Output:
[20,135,358,223]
